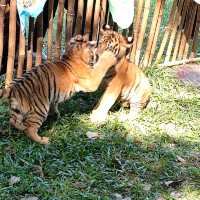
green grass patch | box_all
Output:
[0,66,200,199]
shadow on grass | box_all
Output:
[0,106,199,199]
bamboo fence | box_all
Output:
[0,0,200,86]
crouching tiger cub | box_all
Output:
[0,34,132,144]
[90,27,152,123]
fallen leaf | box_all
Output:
[177,156,187,164]
[86,131,100,140]
[112,193,123,200]
[163,180,183,188]
[9,176,20,186]
[156,197,165,200]
[123,197,131,200]
[170,191,182,198]
[20,197,39,200]
[143,183,152,191]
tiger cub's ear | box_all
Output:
[100,24,112,34]
[0,87,11,99]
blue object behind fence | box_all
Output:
[17,0,47,33]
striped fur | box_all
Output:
[0,35,123,144]
[90,30,152,123]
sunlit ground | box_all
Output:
[0,66,200,199]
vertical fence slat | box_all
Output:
[190,6,200,58]
[47,0,54,60]
[26,17,34,71]
[0,0,6,71]
[92,0,100,40]
[130,0,144,63]
[183,3,197,59]
[85,0,94,35]
[56,0,64,59]
[148,0,166,67]
[100,0,107,28]
[75,0,84,35]
[5,0,16,87]
[156,0,177,62]
[35,13,43,65]
[171,0,188,61]
[177,0,193,60]
[143,0,162,68]
[65,0,75,50]
[134,0,150,66]
[17,29,25,77]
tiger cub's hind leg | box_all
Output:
[25,126,49,144]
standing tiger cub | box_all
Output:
[0,34,132,144]
[90,27,152,123]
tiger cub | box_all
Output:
[90,27,152,123]
[0,34,131,144]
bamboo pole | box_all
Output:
[26,17,34,71]
[183,3,197,59]
[92,0,100,40]
[5,0,16,87]
[75,0,84,35]
[85,0,94,35]
[65,0,75,50]
[148,0,166,67]
[17,28,25,78]
[0,0,6,72]
[47,0,54,61]
[129,0,144,63]
[178,0,193,60]
[171,0,189,61]
[190,6,200,58]
[143,0,163,68]
[156,0,177,62]
[158,57,200,68]
[35,13,43,65]
[55,0,64,59]
[134,0,151,66]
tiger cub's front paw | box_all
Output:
[90,111,107,124]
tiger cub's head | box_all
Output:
[63,34,98,67]
[0,86,32,131]
[98,25,133,59]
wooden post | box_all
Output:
[177,0,193,60]
[92,0,100,40]
[55,0,64,59]
[5,0,16,87]
[35,13,43,65]
[183,3,197,59]
[156,0,177,62]
[190,6,200,58]
[143,0,163,68]
[130,0,144,63]
[134,0,150,66]
[65,0,75,50]
[17,28,25,78]
[100,0,107,29]
[85,0,94,36]
[148,0,166,67]
[26,17,34,71]
[47,0,54,61]
[171,0,188,61]
[0,0,6,71]
[75,0,84,35]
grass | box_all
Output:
[0,66,200,200]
